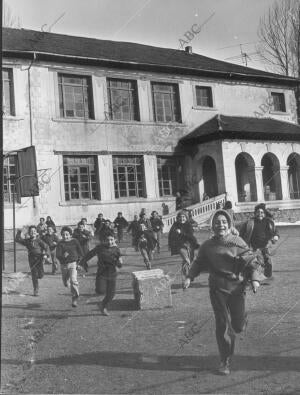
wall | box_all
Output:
[3,56,298,229]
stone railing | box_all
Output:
[162,194,227,233]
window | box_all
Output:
[3,155,19,202]
[58,74,94,118]
[157,156,178,196]
[195,86,213,107]
[151,82,181,122]
[113,156,145,198]
[63,156,98,201]
[271,92,286,112]
[107,78,139,121]
[2,68,15,116]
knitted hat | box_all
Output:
[210,209,232,229]
[176,210,189,221]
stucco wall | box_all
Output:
[3,57,299,228]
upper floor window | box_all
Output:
[157,156,179,197]
[63,156,99,201]
[271,92,286,112]
[151,82,181,123]
[195,86,213,108]
[2,68,15,116]
[58,74,94,119]
[3,155,20,202]
[106,78,140,121]
[113,156,145,198]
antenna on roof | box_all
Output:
[41,12,66,32]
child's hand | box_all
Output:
[53,242,57,246]
[272,235,279,243]
[252,280,260,293]
[176,229,181,234]
[231,228,239,236]
[64,251,69,258]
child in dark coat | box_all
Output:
[56,226,84,307]
[150,211,164,253]
[42,225,60,274]
[168,211,199,280]
[16,226,49,296]
[73,221,93,263]
[239,203,279,278]
[113,212,128,243]
[184,209,261,375]
[127,214,140,251]
[137,213,157,269]
[80,231,122,316]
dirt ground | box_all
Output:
[2,227,300,395]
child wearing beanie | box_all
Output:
[184,209,261,375]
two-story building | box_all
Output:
[3,27,300,232]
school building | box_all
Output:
[3,27,300,235]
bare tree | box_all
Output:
[258,0,300,122]
[3,1,21,28]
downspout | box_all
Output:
[26,52,37,206]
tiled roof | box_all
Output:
[2,27,298,84]
[181,115,300,143]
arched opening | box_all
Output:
[261,153,282,200]
[202,156,218,199]
[235,153,257,202]
[288,153,300,199]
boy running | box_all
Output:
[56,226,84,307]
[42,225,60,274]
[184,209,261,375]
[80,232,122,316]
[15,226,49,296]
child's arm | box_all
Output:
[15,230,27,246]
[80,245,98,266]
[184,244,207,287]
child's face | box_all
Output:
[153,212,158,218]
[255,209,265,221]
[134,215,138,220]
[81,219,87,225]
[62,231,71,241]
[78,224,85,232]
[178,214,187,223]
[40,218,45,224]
[47,227,54,235]
[29,228,38,238]
[106,235,115,247]
[213,215,229,237]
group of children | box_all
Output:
[16,202,279,374]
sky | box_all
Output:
[5,0,279,72]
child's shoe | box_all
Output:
[218,358,230,375]
[100,303,109,316]
[33,288,39,297]
[72,296,78,307]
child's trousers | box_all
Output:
[29,256,44,292]
[209,288,247,362]
[61,262,79,298]
[101,274,117,308]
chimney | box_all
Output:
[185,46,193,54]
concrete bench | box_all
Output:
[132,269,172,310]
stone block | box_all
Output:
[132,269,172,310]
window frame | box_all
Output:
[157,156,179,197]
[270,91,286,113]
[58,73,94,119]
[195,85,214,108]
[3,155,20,203]
[2,68,15,116]
[151,82,182,123]
[112,155,146,199]
[63,156,99,201]
[106,78,140,121]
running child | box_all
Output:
[127,214,140,251]
[113,212,128,243]
[80,231,122,316]
[42,225,60,274]
[56,226,84,307]
[150,211,164,253]
[15,226,49,296]
[184,209,261,375]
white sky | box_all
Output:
[5,0,279,72]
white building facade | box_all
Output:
[3,27,300,232]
